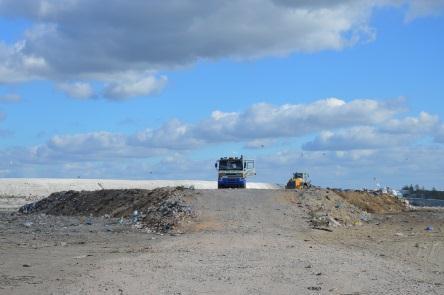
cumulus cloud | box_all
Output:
[244,139,276,149]
[195,98,401,141]
[4,131,166,165]
[5,97,439,162]
[47,132,126,155]
[0,41,49,83]
[2,0,441,96]
[1,97,444,186]
[0,97,423,163]
[0,1,442,99]
[382,112,440,134]
[0,93,21,102]
[57,82,94,100]
[303,111,443,151]
[405,0,444,21]
[302,127,411,151]
[0,0,374,75]
[130,119,203,150]
[103,74,167,100]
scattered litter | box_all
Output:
[132,210,140,223]
[359,212,372,222]
[73,254,93,259]
[313,227,333,232]
[73,255,87,259]
[133,222,144,229]
[23,221,33,227]
[60,242,68,247]
[307,286,321,291]
[395,232,404,237]
[22,264,31,267]
[425,226,433,232]
[327,216,341,227]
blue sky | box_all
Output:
[0,0,444,189]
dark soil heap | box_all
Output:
[19,187,193,232]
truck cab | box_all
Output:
[215,156,255,189]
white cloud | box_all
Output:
[0,0,374,75]
[0,97,425,163]
[303,111,443,151]
[47,132,126,155]
[244,139,276,149]
[195,98,402,141]
[0,97,443,187]
[103,74,167,100]
[0,1,442,99]
[1,0,440,89]
[57,82,94,100]
[0,41,49,83]
[302,127,411,151]
[382,112,440,134]
[130,119,203,150]
[0,93,21,102]
[405,0,444,21]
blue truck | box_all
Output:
[215,156,255,189]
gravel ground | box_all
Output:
[1,189,443,294]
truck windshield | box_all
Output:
[219,160,243,171]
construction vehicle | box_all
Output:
[215,156,255,189]
[285,172,311,189]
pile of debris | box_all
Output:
[296,188,409,228]
[19,187,193,232]
[333,189,409,214]
[297,188,368,228]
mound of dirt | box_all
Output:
[294,188,409,228]
[18,187,193,232]
[296,188,369,227]
[334,190,408,214]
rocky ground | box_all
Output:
[0,188,443,294]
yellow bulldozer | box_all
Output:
[285,172,311,189]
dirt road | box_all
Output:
[1,189,443,294]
